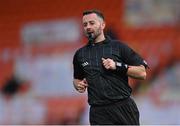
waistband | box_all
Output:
[91,97,131,107]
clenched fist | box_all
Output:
[73,78,88,93]
[102,58,116,70]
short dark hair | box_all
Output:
[83,9,105,21]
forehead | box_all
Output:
[82,13,100,23]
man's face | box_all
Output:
[82,13,105,40]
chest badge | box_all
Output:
[82,61,89,67]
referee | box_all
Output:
[73,9,148,125]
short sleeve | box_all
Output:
[73,51,85,79]
[120,43,148,68]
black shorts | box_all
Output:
[89,97,140,125]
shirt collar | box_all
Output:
[87,35,111,46]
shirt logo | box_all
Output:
[82,61,89,67]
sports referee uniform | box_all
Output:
[73,10,148,125]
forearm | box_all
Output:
[101,58,147,80]
[127,65,146,80]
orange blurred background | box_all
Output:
[0,0,179,125]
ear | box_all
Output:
[101,21,106,30]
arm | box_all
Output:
[73,51,88,93]
[102,58,147,80]
[127,65,146,80]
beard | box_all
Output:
[85,26,102,43]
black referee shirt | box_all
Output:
[73,36,147,106]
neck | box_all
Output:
[94,33,105,43]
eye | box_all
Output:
[83,23,87,27]
[89,21,95,25]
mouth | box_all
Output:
[86,31,94,36]
[87,30,93,34]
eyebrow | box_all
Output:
[83,20,95,24]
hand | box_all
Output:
[74,78,88,93]
[102,58,116,70]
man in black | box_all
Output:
[73,9,148,125]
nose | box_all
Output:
[86,28,92,32]
[84,23,92,33]
[86,25,93,32]
[86,24,91,29]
